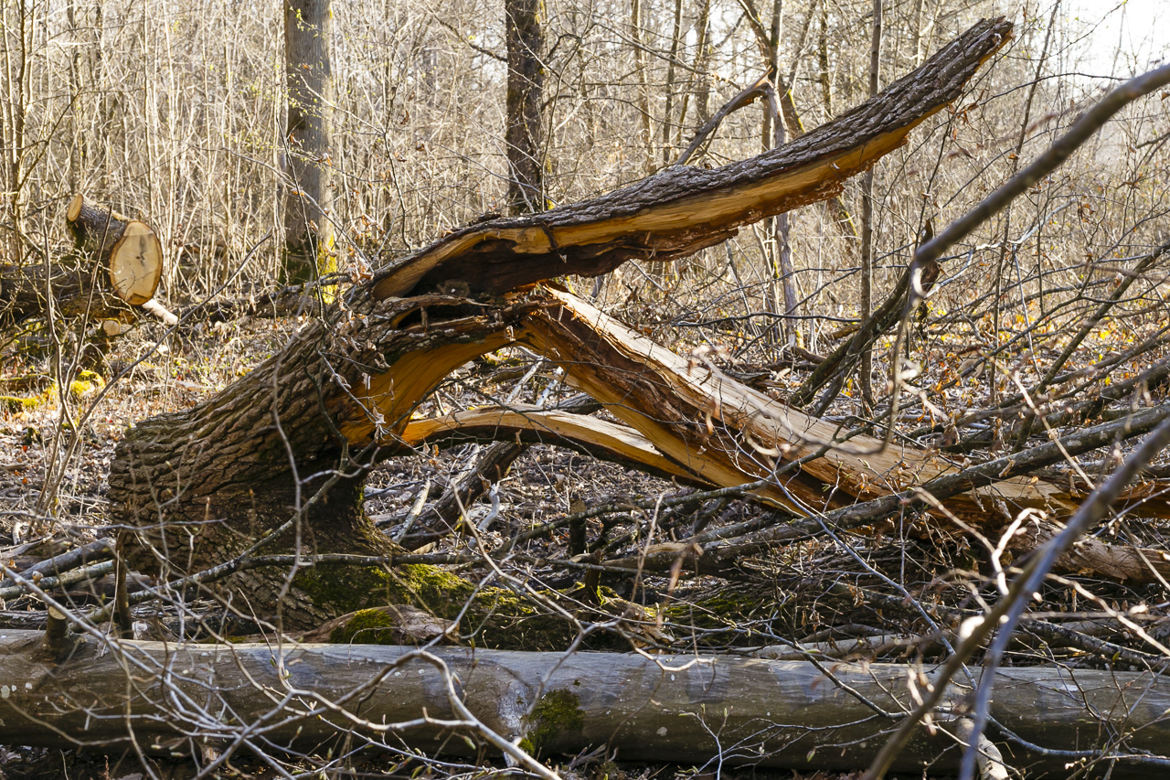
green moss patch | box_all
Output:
[292,562,579,650]
[521,689,585,756]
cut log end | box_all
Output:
[109,222,163,305]
[65,192,83,223]
[65,194,164,309]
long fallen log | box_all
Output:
[1,630,1164,777]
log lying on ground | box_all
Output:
[1,629,1165,777]
[65,194,163,307]
[0,195,171,326]
[371,18,1012,299]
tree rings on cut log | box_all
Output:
[109,221,163,305]
[65,194,163,306]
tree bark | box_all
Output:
[505,0,545,215]
[1,629,1165,776]
[283,0,335,283]
[108,291,534,627]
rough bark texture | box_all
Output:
[283,0,335,283]
[505,0,545,214]
[372,17,1011,299]
[1,630,1165,777]
[108,291,532,626]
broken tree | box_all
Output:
[109,19,1026,630]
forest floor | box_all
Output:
[2,292,1169,778]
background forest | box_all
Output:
[2,0,1170,777]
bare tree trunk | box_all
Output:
[505,0,545,215]
[660,0,684,166]
[857,0,882,407]
[283,0,334,283]
[630,0,655,174]
[762,0,797,345]
[0,0,33,265]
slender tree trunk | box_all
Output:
[858,0,881,407]
[505,0,545,215]
[630,0,654,174]
[692,0,712,127]
[282,0,334,283]
[1,0,33,265]
[762,0,797,345]
[660,0,684,166]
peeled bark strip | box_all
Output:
[372,18,1012,298]
[523,288,1064,518]
[1,630,1166,776]
[401,405,694,482]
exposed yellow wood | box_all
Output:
[109,221,163,305]
[337,332,518,443]
[400,405,694,480]
[529,288,1070,517]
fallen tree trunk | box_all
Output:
[1,629,1165,777]
[109,293,531,627]
[107,19,1017,630]
[523,287,1066,517]
[1,195,169,326]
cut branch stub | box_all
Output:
[372,17,1012,299]
[66,194,162,306]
